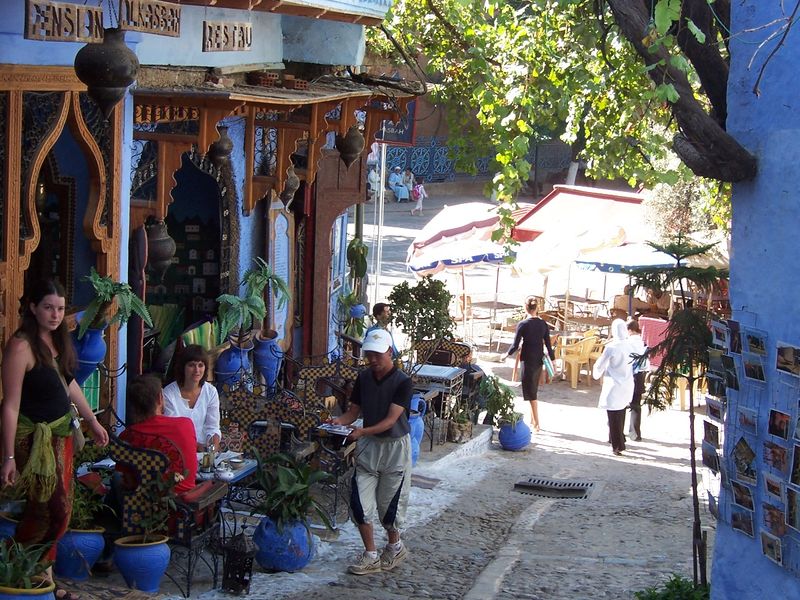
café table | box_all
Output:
[410,364,465,449]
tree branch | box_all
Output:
[426,0,501,67]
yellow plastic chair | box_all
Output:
[562,336,598,389]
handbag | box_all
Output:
[542,354,555,380]
[51,357,86,454]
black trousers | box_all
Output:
[607,409,627,453]
[629,371,646,439]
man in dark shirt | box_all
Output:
[331,328,412,575]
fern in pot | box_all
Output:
[251,451,332,572]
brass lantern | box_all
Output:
[221,532,257,595]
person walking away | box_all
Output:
[503,296,555,432]
[592,319,635,455]
[330,329,413,575]
[410,177,428,216]
[163,344,222,451]
[627,320,648,441]
[388,166,410,202]
[365,302,399,359]
[1,279,109,600]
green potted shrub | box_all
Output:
[73,267,153,385]
[388,276,455,363]
[446,398,474,443]
[250,451,332,572]
[0,540,55,599]
[480,375,530,451]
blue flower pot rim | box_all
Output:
[114,534,169,547]
[0,577,55,595]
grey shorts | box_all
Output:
[349,434,411,531]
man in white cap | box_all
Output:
[387,165,410,202]
[330,328,413,574]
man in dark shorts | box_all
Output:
[504,296,555,431]
[330,328,412,575]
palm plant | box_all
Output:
[240,257,290,339]
[627,234,729,588]
[77,267,153,339]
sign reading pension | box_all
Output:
[24,0,104,43]
[118,0,181,37]
[202,21,252,52]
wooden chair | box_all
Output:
[561,336,598,389]
[108,435,228,598]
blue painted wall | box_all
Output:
[282,15,365,66]
[712,3,800,598]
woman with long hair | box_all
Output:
[162,344,221,451]
[504,296,555,432]
[1,279,109,599]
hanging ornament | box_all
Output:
[335,125,365,168]
[74,28,140,119]
[280,166,300,207]
[145,219,176,282]
[209,126,235,168]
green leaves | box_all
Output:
[0,540,53,590]
[653,0,681,35]
[78,268,153,339]
[388,276,454,348]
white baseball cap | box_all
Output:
[362,329,393,353]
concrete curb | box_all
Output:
[428,425,493,470]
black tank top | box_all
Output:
[19,362,72,423]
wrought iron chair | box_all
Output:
[108,434,228,597]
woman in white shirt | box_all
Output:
[163,344,221,451]
[592,319,635,455]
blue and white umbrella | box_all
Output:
[575,243,676,273]
[408,239,511,276]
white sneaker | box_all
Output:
[380,544,409,571]
[347,551,381,575]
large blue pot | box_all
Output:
[215,342,253,388]
[252,517,314,572]
[72,326,107,386]
[113,534,171,593]
[252,333,283,389]
[0,513,18,542]
[349,304,367,319]
[498,420,531,451]
[0,578,55,599]
[409,393,427,466]
[55,528,105,581]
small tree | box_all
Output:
[628,234,728,588]
[388,276,454,357]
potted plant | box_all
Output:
[73,267,153,385]
[54,480,108,581]
[446,398,474,443]
[480,375,531,451]
[113,473,175,593]
[243,258,290,389]
[337,290,367,339]
[0,540,55,599]
[388,276,455,364]
[250,451,332,572]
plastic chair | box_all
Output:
[561,336,598,389]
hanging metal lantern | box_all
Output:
[279,165,300,206]
[335,125,365,168]
[145,219,176,282]
[208,126,235,168]
[221,532,257,595]
[74,28,140,119]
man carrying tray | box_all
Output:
[329,328,413,575]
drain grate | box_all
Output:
[514,477,595,500]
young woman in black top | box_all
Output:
[504,296,555,432]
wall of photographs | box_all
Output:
[706,319,800,572]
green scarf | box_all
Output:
[15,412,72,503]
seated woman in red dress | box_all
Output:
[121,376,197,494]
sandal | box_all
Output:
[55,587,80,600]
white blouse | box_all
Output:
[592,320,635,411]
[162,381,221,445]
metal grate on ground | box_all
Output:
[514,477,595,500]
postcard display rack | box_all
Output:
[706,318,800,572]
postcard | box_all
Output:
[702,441,720,473]
[776,341,800,378]
[711,320,729,349]
[763,503,787,537]
[742,352,766,383]
[765,441,789,474]
[768,409,791,440]
[726,319,742,354]
[761,531,783,566]
[791,444,800,486]
[744,327,768,356]
[764,474,784,501]
[738,407,757,435]
[731,507,754,537]
[721,354,740,391]
[704,420,720,448]
[731,480,754,510]
[786,486,800,533]
[706,396,725,423]
[733,436,757,484]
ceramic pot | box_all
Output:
[113,534,171,593]
[55,528,105,581]
[335,125,365,168]
[215,338,253,388]
[208,126,234,167]
[252,331,283,389]
[0,512,18,541]
[72,325,107,386]
[74,28,139,118]
[349,304,367,319]
[145,219,176,282]
[0,577,55,600]
[409,393,427,466]
[252,517,314,572]
[498,420,532,451]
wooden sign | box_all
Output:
[202,21,252,52]
[118,0,181,37]
[24,0,104,43]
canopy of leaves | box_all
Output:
[388,276,454,347]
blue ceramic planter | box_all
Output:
[409,393,427,466]
[55,529,105,581]
[215,342,253,388]
[252,517,314,572]
[498,421,531,451]
[349,304,367,319]
[0,513,18,541]
[72,326,107,386]
[113,535,171,593]
[252,333,283,389]
[0,579,55,599]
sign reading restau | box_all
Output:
[24,0,104,43]
[202,21,252,52]
[118,0,181,37]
